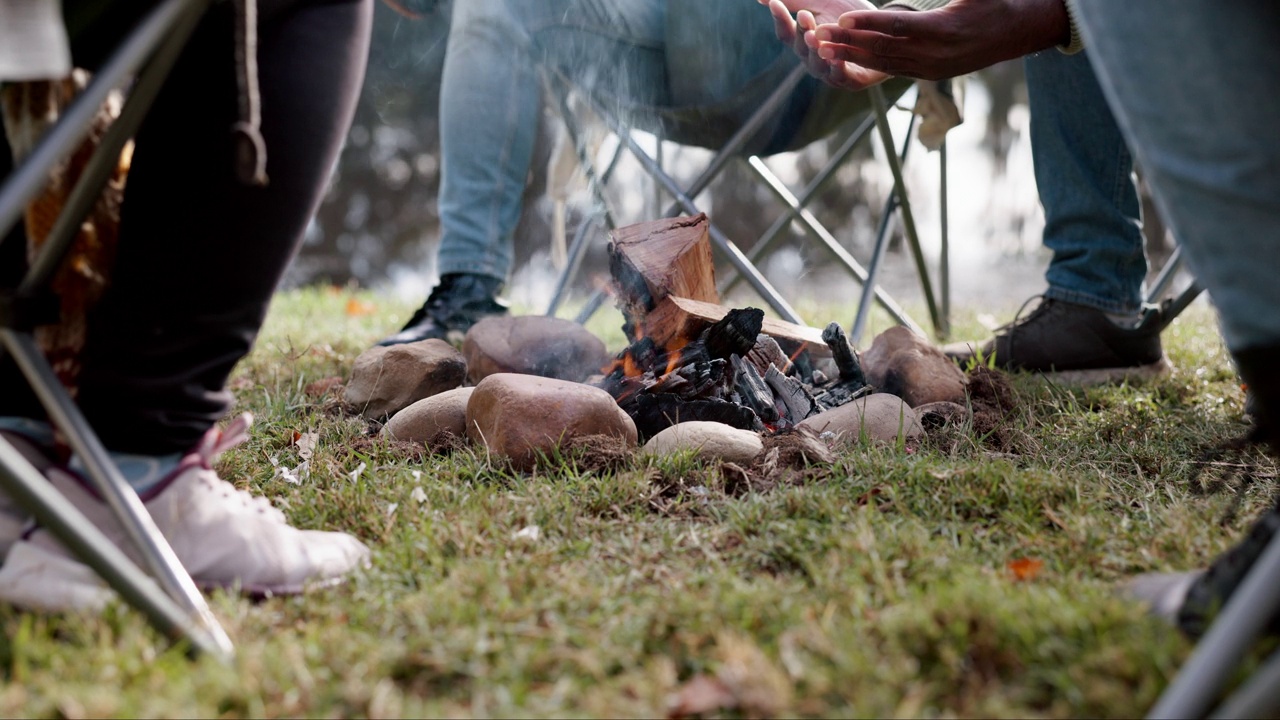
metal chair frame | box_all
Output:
[0,0,233,661]
[541,64,951,346]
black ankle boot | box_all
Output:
[376,273,509,347]
[1234,345,1280,452]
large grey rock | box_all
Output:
[463,315,610,384]
[861,327,967,408]
[466,373,637,471]
[345,339,467,420]
[798,393,923,445]
[643,421,763,464]
[383,387,475,442]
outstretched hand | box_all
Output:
[759,0,892,92]
[812,0,1072,80]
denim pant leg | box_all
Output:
[436,0,668,283]
[437,0,824,283]
[1025,49,1146,315]
[1073,1,1280,352]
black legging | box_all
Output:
[1,0,372,454]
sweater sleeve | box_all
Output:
[881,0,949,10]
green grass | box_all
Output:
[2,287,1273,718]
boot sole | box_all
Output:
[1035,356,1172,386]
[944,343,1172,387]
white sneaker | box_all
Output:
[0,414,370,610]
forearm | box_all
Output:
[886,0,1076,54]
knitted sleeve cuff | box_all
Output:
[1058,0,1085,54]
[881,0,949,11]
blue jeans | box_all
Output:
[1074,1,1280,351]
[1027,49,1147,315]
[436,0,883,283]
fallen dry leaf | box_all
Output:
[345,297,376,317]
[667,674,737,719]
[1007,557,1044,581]
[293,431,319,461]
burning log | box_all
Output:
[609,214,718,338]
[600,215,889,441]
[644,296,832,359]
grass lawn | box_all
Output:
[2,287,1274,718]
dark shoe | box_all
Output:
[1235,345,1280,454]
[377,273,509,347]
[943,297,1168,384]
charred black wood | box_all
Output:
[765,365,820,423]
[822,322,866,388]
[732,355,780,425]
[667,341,711,368]
[746,334,793,377]
[649,358,733,400]
[624,393,763,441]
[811,382,871,411]
[699,307,764,361]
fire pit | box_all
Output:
[600,308,873,440]
[597,214,887,441]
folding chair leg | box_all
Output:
[0,0,231,658]
[544,65,806,325]
[0,438,233,661]
[870,86,943,336]
[851,113,916,346]
[1146,532,1280,719]
[1,330,234,661]
[603,120,805,323]
[939,140,950,338]
[743,153,924,342]
[0,0,209,237]
[721,112,878,294]
[1211,645,1280,719]
[546,213,602,317]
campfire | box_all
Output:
[597,214,874,440]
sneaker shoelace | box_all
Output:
[987,295,1055,365]
[180,413,286,524]
[992,295,1053,339]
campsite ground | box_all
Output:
[1,288,1270,718]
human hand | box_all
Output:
[813,0,1071,80]
[759,0,892,92]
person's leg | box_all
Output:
[380,0,822,346]
[946,49,1163,382]
[377,0,672,345]
[75,0,372,455]
[0,0,374,603]
[1029,49,1145,315]
[1074,0,1280,633]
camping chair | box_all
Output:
[1146,244,1203,332]
[0,0,234,660]
[541,60,951,348]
